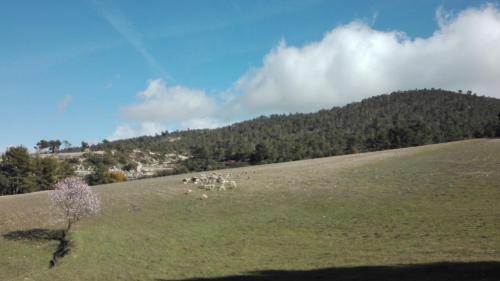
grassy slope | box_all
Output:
[0,139,499,281]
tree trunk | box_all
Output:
[66,219,72,234]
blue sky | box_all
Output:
[1,0,499,151]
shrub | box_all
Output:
[109,171,127,182]
[123,161,138,172]
[85,164,112,186]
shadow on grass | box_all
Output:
[3,228,65,241]
[3,228,70,268]
[156,261,500,281]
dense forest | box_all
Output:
[95,89,500,172]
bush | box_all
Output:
[109,171,127,182]
[85,164,112,186]
[67,157,80,165]
[123,162,138,172]
[84,152,116,167]
[85,165,128,185]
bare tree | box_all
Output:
[50,177,100,232]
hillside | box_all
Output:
[95,89,500,172]
[1,139,499,280]
[2,89,500,196]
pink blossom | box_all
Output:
[50,177,100,231]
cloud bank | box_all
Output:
[113,4,500,139]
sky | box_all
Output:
[1,0,500,151]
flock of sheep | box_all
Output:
[182,172,237,192]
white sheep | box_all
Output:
[227,180,237,189]
[202,184,215,191]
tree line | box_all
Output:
[0,147,74,195]
[0,146,129,195]
[35,139,91,153]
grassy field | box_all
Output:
[1,139,499,281]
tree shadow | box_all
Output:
[155,261,500,281]
[3,228,65,241]
[3,228,69,268]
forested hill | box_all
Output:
[96,89,500,171]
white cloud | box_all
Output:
[113,4,500,140]
[123,79,216,123]
[109,122,165,140]
[57,95,73,113]
[228,4,500,116]
[435,5,456,29]
[180,118,225,130]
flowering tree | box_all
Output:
[50,177,100,232]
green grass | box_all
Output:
[1,139,499,280]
